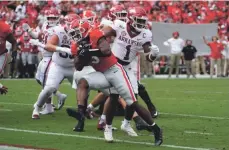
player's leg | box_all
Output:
[32,62,64,119]
[28,52,34,78]
[66,72,111,132]
[0,53,7,75]
[21,52,27,77]
[106,63,163,145]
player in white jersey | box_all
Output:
[29,15,80,119]
[22,8,67,117]
[99,7,162,143]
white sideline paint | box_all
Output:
[0,127,213,150]
[0,109,12,112]
[184,131,213,135]
[1,102,229,120]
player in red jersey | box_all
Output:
[0,15,17,93]
[65,19,163,146]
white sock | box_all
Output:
[106,124,112,129]
[87,103,94,110]
[99,114,106,124]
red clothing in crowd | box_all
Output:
[207,42,224,59]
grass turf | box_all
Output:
[0,79,228,150]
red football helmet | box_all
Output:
[128,7,148,32]
[173,31,179,38]
[68,19,91,42]
[15,26,23,36]
[45,7,60,27]
[63,13,81,29]
[82,10,96,25]
[23,32,30,41]
[108,5,127,22]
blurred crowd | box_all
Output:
[0,0,229,78]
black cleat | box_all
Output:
[149,108,158,118]
[153,127,163,146]
[66,108,82,120]
[66,108,85,132]
[73,119,85,132]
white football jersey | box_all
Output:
[111,20,152,63]
[100,18,113,27]
[40,22,53,57]
[49,25,74,67]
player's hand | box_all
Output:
[22,23,31,32]
[150,44,159,56]
[29,39,39,46]
[0,86,8,95]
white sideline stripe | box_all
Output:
[0,109,12,112]
[0,127,212,150]
[184,131,213,135]
[1,102,229,120]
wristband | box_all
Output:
[0,84,3,88]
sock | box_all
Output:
[106,124,112,128]
[138,88,155,109]
[133,116,147,125]
[123,118,131,125]
[87,103,94,110]
[78,105,86,115]
[99,114,106,124]
[148,123,160,132]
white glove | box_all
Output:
[22,23,31,32]
[29,39,39,46]
[150,44,159,56]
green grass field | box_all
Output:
[0,79,228,150]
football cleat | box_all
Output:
[32,105,41,119]
[149,125,163,146]
[66,108,85,132]
[104,125,113,142]
[121,121,138,136]
[40,104,54,115]
[57,94,67,110]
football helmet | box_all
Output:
[63,13,81,29]
[82,10,96,25]
[128,7,148,32]
[108,5,127,22]
[23,32,30,41]
[68,19,91,42]
[46,7,60,27]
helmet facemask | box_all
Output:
[131,16,148,32]
[115,11,127,22]
[68,27,85,42]
[47,16,59,27]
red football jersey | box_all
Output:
[0,21,12,54]
[18,36,32,52]
[89,28,117,72]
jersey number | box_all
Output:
[59,45,74,59]
[124,45,131,60]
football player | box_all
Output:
[99,6,161,142]
[29,14,80,119]
[22,8,67,114]
[65,19,163,146]
[0,14,17,93]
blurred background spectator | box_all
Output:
[0,0,228,78]
[182,40,197,78]
[164,32,185,78]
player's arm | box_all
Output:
[203,36,209,45]
[97,36,112,56]
[6,33,17,52]
[22,23,40,39]
[102,26,116,38]
[142,42,159,62]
